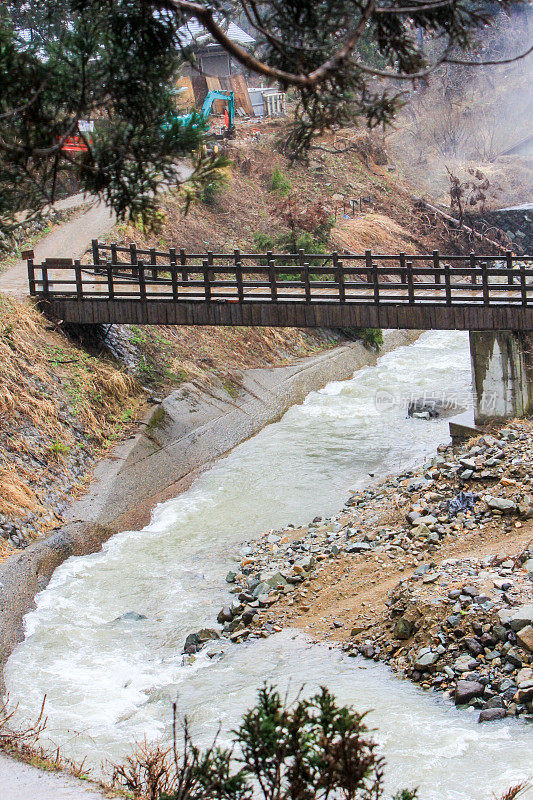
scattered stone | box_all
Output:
[478,708,507,723]
[485,496,517,513]
[414,650,438,670]
[517,625,533,652]
[394,617,414,640]
[183,628,220,654]
[509,605,533,632]
[113,611,147,622]
[215,419,533,724]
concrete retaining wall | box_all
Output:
[470,330,533,424]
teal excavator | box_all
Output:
[172,90,236,140]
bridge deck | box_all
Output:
[26,243,533,330]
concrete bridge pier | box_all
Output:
[469,330,533,425]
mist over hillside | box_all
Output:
[390,7,533,209]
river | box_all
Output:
[4,331,532,798]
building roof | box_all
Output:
[177,18,255,48]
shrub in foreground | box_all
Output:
[112,684,414,800]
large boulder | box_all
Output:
[113,611,147,622]
[455,680,484,705]
[183,628,220,654]
[478,708,507,723]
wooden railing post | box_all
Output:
[365,251,377,303]
[333,252,345,303]
[444,262,452,305]
[233,249,241,298]
[110,243,118,269]
[150,247,157,280]
[481,260,489,305]
[180,248,187,282]
[138,260,146,300]
[506,250,513,286]
[520,262,527,306]
[303,263,311,303]
[433,250,441,285]
[299,248,305,282]
[92,239,100,273]
[366,251,379,304]
[203,259,212,301]
[171,260,178,301]
[399,252,407,285]
[129,242,138,277]
[42,261,50,298]
[107,263,115,299]
[470,252,477,286]
[75,259,83,300]
[27,258,36,296]
[236,261,244,303]
[207,250,215,282]
[268,258,277,302]
[406,260,415,304]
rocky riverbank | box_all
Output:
[204,419,533,722]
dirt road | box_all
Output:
[0,194,116,296]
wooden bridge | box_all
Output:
[25,241,533,330]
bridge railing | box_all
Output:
[26,247,533,307]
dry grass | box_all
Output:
[332,212,422,254]
[0,294,140,536]
[152,324,336,389]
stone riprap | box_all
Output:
[200,420,533,721]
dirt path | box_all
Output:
[0,195,116,296]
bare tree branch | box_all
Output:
[445,44,533,66]
[375,0,454,14]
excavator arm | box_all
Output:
[164,89,236,141]
[200,90,235,137]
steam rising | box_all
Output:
[390,8,533,208]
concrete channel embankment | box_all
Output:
[0,329,420,683]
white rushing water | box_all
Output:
[5,331,532,798]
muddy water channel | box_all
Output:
[5,331,532,798]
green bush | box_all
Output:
[112,684,418,800]
[201,170,229,206]
[253,232,275,251]
[338,327,384,350]
[269,166,292,197]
